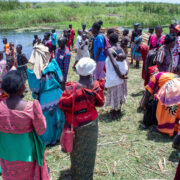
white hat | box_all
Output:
[76,57,96,76]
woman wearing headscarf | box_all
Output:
[59,57,105,180]
[27,43,65,146]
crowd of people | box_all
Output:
[0,20,180,180]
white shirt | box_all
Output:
[105,56,128,88]
[76,35,82,49]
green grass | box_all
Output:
[0,2,179,30]
[22,53,179,180]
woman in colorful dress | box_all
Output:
[27,43,65,146]
[0,70,49,180]
[157,34,176,73]
[132,28,142,68]
[59,57,105,180]
[141,71,179,135]
[149,25,165,50]
[172,25,180,72]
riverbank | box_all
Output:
[0,2,179,30]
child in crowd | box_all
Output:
[51,28,57,54]
[6,56,16,71]
[3,38,10,53]
[148,27,154,46]
[132,28,143,68]
[121,29,130,56]
[105,33,128,116]
[73,30,82,69]
[80,33,90,58]
[9,42,17,68]
[69,24,75,50]
[0,52,7,99]
[33,35,39,46]
[16,44,28,83]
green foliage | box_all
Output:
[0,2,179,30]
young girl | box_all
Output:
[0,70,49,180]
[80,33,90,58]
[105,33,129,115]
[132,29,143,68]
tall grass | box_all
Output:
[0,2,179,30]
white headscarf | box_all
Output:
[29,43,51,79]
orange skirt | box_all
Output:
[156,101,178,136]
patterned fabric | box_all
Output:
[59,80,105,127]
[132,36,142,61]
[27,59,65,146]
[156,100,178,136]
[0,100,49,180]
[70,119,98,180]
[55,47,71,82]
[149,34,165,50]
[155,78,180,107]
[145,72,177,95]
[157,46,174,72]
[105,80,127,111]
[172,36,180,69]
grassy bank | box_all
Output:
[0,1,179,30]
[21,54,177,180]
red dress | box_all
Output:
[139,44,149,86]
[0,100,49,180]
[59,80,105,127]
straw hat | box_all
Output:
[76,57,96,76]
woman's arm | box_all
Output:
[140,90,151,110]
[32,100,46,135]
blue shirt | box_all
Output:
[51,33,57,46]
[93,34,106,61]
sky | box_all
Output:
[19,0,180,4]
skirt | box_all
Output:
[70,119,98,180]
[93,61,105,80]
[105,81,127,111]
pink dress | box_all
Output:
[0,100,49,180]
[149,34,165,49]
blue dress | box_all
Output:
[132,35,142,61]
[27,59,65,146]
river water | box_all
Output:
[0,30,63,58]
